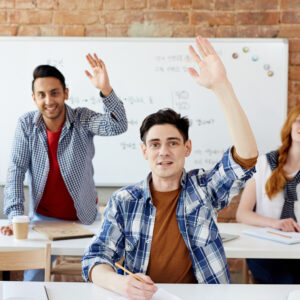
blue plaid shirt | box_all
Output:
[82,148,255,283]
[4,91,127,224]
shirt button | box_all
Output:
[38,192,42,195]
[106,101,110,105]
[44,173,47,176]
[146,239,151,244]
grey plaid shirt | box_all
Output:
[4,90,127,224]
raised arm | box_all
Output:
[236,177,300,232]
[85,53,112,97]
[188,36,258,159]
[82,53,127,135]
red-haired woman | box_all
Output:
[236,106,300,284]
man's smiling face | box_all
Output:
[32,77,68,124]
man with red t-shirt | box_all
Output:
[1,53,128,281]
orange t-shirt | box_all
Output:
[146,186,197,283]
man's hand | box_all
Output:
[274,218,300,232]
[0,224,13,236]
[122,273,157,300]
[188,36,228,90]
[85,53,113,97]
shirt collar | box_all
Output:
[33,104,75,129]
[142,169,188,204]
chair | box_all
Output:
[242,259,260,284]
[0,244,51,281]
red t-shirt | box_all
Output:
[36,125,78,220]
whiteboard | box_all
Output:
[0,37,288,186]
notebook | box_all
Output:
[3,282,48,300]
[32,222,95,241]
[243,227,300,245]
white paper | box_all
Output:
[106,287,182,300]
[243,227,300,245]
[3,282,48,300]
[288,290,300,300]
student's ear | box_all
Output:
[185,139,192,157]
[64,88,69,101]
[32,93,37,104]
[141,143,148,160]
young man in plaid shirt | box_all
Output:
[82,37,258,300]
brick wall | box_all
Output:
[0,0,299,111]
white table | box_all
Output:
[219,222,300,259]
[1,220,300,259]
[0,220,101,255]
[0,281,300,300]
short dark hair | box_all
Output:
[32,65,66,92]
[140,108,190,143]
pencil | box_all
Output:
[267,230,292,239]
[115,262,152,285]
[44,285,49,300]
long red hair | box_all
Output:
[265,106,300,199]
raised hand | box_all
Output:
[85,53,112,97]
[188,36,228,90]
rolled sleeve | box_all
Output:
[204,147,256,211]
[81,90,128,136]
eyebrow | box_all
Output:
[148,137,181,142]
[36,88,60,94]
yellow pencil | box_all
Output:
[267,231,292,239]
[115,262,153,285]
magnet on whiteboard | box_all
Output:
[252,55,259,62]
[232,53,238,59]
[243,47,249,53]
[263,64,270,70]
[267,70,274,77]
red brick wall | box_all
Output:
[0,0,299,110]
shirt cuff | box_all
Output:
[231,146,258,170]
[99,89,120,110]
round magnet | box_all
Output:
[242,47,249,53]
[263,64,270,70]
[267,71,274,77]
[232,53,239,59]
[251,55,259,62]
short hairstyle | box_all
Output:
[32,65,66,92]
[140,108,190,143]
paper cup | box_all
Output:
[12,215,30,240]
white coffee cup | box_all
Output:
[12,215,30,240]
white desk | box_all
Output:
[0,281,300,300]
[218,222,300,259]
[1,220,300,259]
[0,220,101,255]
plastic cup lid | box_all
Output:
[12,215,29,223]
